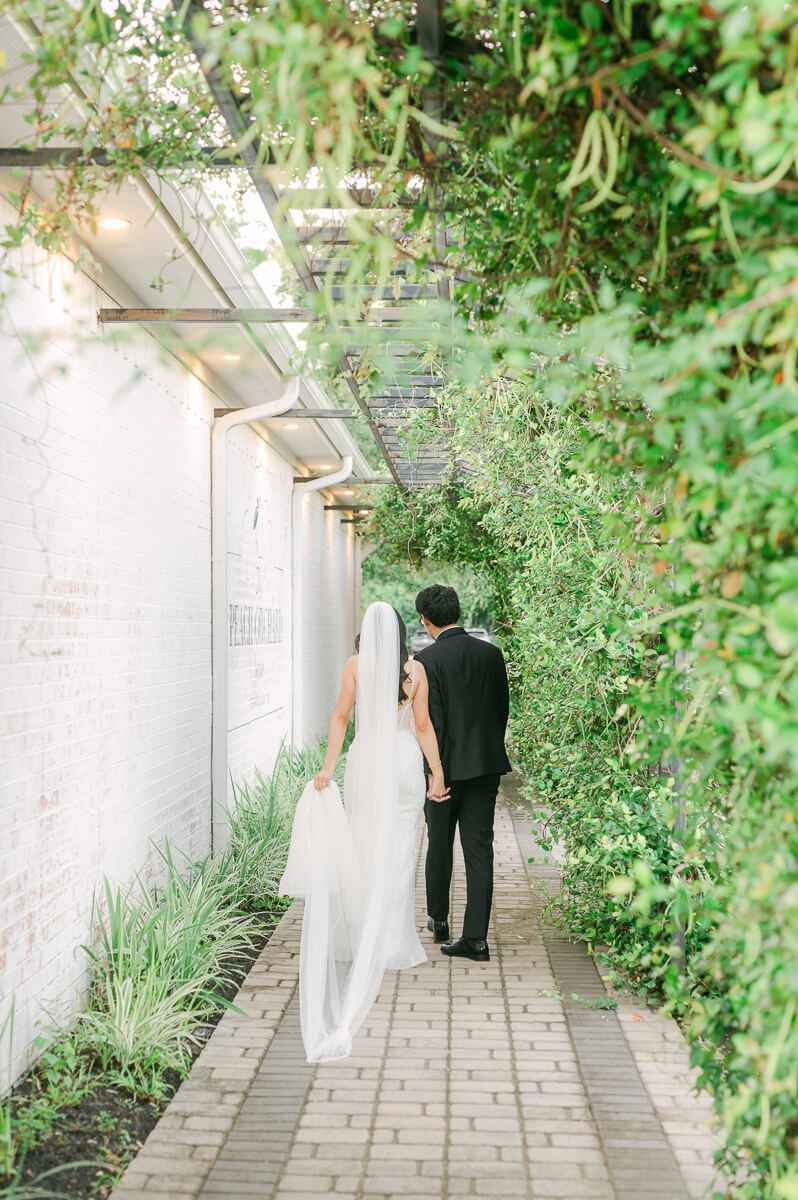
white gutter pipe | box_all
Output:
[291,457,354,748]
[211,378,299,853]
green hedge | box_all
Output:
[368,364,797,1196]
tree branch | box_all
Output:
[562,42,677,96]
[547,189,576,304]
[605,80,798,196]
[717,277,798,327]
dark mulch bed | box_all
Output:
[3,905,287,1200]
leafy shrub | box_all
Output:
[369,372,797,1197]
[687,815,798,1198]
[531,745,723,986]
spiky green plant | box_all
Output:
[74,973,206,1097]
[84,855,258,1001]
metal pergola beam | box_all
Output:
[0,146,411,173]
[276,408,358,419]
[172,0,454,491]
[370,377,443,387]
[324,504,375,511]
[376,417,436,425]
[297,225,354,245]
[367,400,439,410]
[214,407,358,419]
[298,226,421,246]
[418,0,444,59]
[323,285,439,300]
[186,4,414,490]
[98,307,440,326]
[293,475,393,485]
[101,307,314,324]
[279,188,421,210]
[0,145,262,169]
[342,336,432,353]
[310,259,412,275]
[366,387,440,394]
[347,343,422,355]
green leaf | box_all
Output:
[580,2,603,32]
[553,16,580,42]
[607,876,635,897]
[735,663,762,689]
[775,1177,798,1200]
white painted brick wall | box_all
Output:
[0,231,359,1084]
[0,251,215,1087]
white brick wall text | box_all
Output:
[226,425,293,789]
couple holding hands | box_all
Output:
[280,584,510,1062]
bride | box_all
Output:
[279,601,448,1062]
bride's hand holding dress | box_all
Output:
[312,653,357,792]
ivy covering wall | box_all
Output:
[4,0,798,1193]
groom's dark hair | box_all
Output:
[416,585,460,628]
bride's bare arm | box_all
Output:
[314,656,357,790]
[411,663,449,802]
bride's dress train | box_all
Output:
[279,603,426,1062]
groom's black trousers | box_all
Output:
[424,773,500,942]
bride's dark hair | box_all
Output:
[354,606,410,703]
[394,608,410,703]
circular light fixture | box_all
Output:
[342,489,355,496]
[222,354,241,361]
[319,464,333,470]
[98,217,131,231]
[283,423,298,430]
[358,509,369,515]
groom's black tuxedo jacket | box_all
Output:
[415,627,511,782]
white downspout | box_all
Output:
[291,457,354,748]
[353,532,363,646]
[211,378,299,853]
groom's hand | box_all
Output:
[427,771,450,803]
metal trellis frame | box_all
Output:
[162,0,458,491]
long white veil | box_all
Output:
[279,601,402,1062]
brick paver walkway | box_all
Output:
[111,780,721,1200]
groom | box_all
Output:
[414,585,511,962]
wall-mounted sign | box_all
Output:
[229,604,283,646]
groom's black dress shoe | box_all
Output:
[441,937,490,962]
[427,918,450,943]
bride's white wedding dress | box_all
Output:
[346,664,426,971]
[279,602,427,1063]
